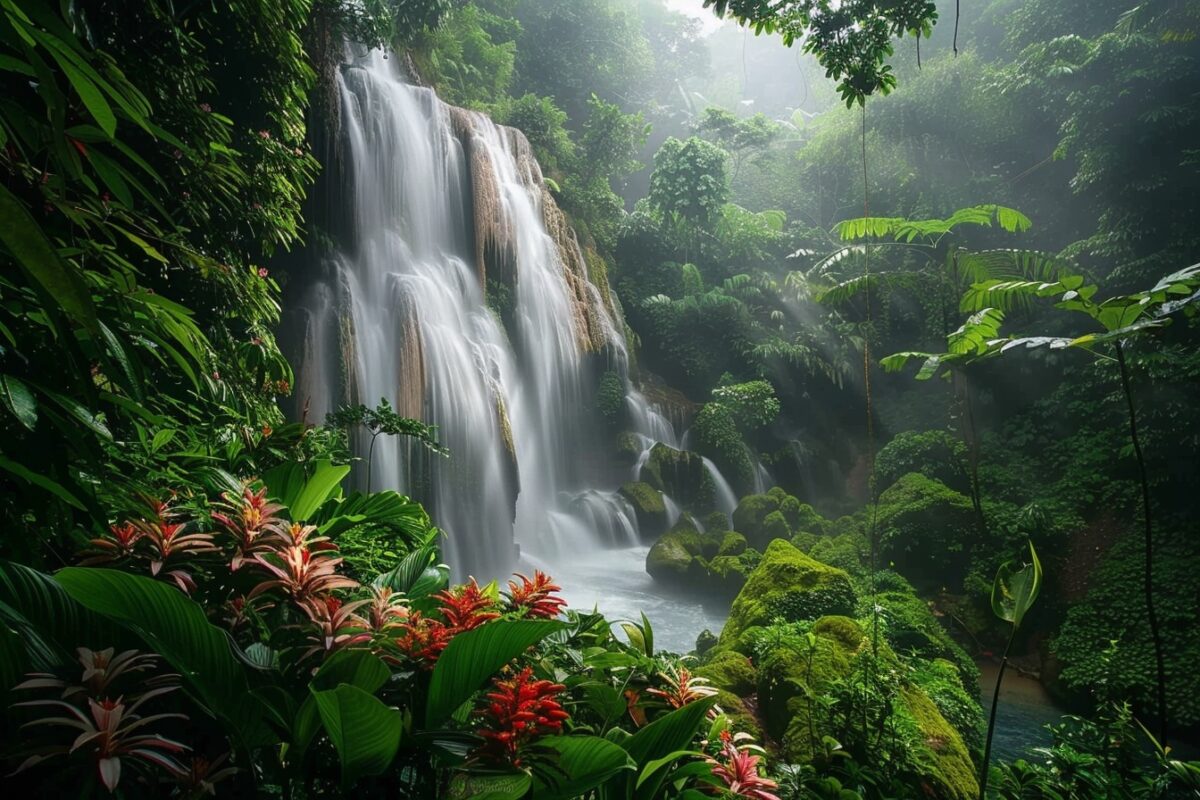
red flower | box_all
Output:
[475,666,569,765]
[80,523,144,564]
[395,611,454,667]
[708,736,780,800]
[504,571,566,619]
[248,545,358,602]
[297,595,371,661]
[432,579,499,631]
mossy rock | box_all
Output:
[714,689,763,740]
[877,472,976,587]
[695,629,718,656]
[757,617,979,800]
[615,431,644,463]
[760,615,863,741]
[808,531,869,577]
[894,685,979,800]
[619,481,667,540]
[697,650,756,695]
[789,531,819,552]
[646,526,703,585]
[718,531,747,556]
[703,511,731,533]
[720,540,857,645]
[767,486,788,501]
[779,496,828,536]
[695,549,762,597]
[639,443,716,513]
[731,493,780,541]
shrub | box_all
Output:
[876,430,969,493]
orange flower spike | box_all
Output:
[433,579,500,630]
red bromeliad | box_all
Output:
[432,579,500,631]
[80,522,143,564]
[504,571,567,619]
[364,586,409,637]
[709,732,781,800]
[249,545,358,602]
[297,595,371,661]
[475,666,569,766]
[210,485,287,570]
[135,517,218,594]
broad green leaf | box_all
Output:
[991,542,1043,629]
[0,184,97,332]
[54,567,267,745]
[0,374,36,429]
[311,649,391,694]
[264,459,350,521]
[446,771,532,800]
[533,735,636,800]
[372,543,448,603]
[0,455,85,509]
[311,684,402,787]
[426,620,565,727]
[55,57,116,136]
[636,748,700,789]
[607,697,716,799]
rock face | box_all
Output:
[719,539,857,646]
[638,443,716,513]
[645,517,720,585]
[618,481,668,540]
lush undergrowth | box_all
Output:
[2,0,1200,798]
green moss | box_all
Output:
[767,486,788,501]
[615,431,643,462]
[808,531,868,577]
[759,615,862,742]
[757,509,791,548]
[697,650,756,695]
[789,531,818,552]
[876,472,975,587]
[714,689,763,740]
[619,481,667,539]
[639,443,717,513]
[645,525,704,584]
[718,531,747,556]
[703,511,731,532]
[780,496,828,535]
[698,549,762,597]
[695,629,718,656]
[895,686,979,800]
[731,493,780,544]
[720,539,858,645]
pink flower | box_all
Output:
[710,737,781,800]
[257,267,269,278]
[258,130,270,140]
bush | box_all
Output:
[876,473,976,588]
[876,430,969,493]
[693,402,756,493]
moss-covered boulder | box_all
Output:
[697,650,756,695]
[877,472,975,587]
[779,496,828,536]
[619,481,667,540]
[646,517,722,585]
[646,527,702,584]
[695,628,718,656]
[692,549,762,597]
[807,531,868,577]
[717,531,747,556]
[759,617,978,800]
[703,511,731,532]
[639,443,716,513]
[615,431,644,463]
[894,685,979,800]
[720,540,857,646]
[714,689,763,740]
[731,493,780,542]
[789,530,819,552]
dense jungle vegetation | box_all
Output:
[0,0,1198,798]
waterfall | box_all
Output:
[286,48,741,587]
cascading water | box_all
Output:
[287,48,737,648]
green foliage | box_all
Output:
[711,379,781,433]
[876,473,976,587]
[876,430,968,493]
[693,402,756,493]
[702,0,940,106]
[497,92,575,171]
[595,370,626,427]
[990,542,1042,631]
[1053,526,1200,727]
[416,2,518,109]
[648,136,730,230]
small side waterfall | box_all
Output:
[286,49,746,600]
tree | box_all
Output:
[701,0,940,106]
[648,136,730,231]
